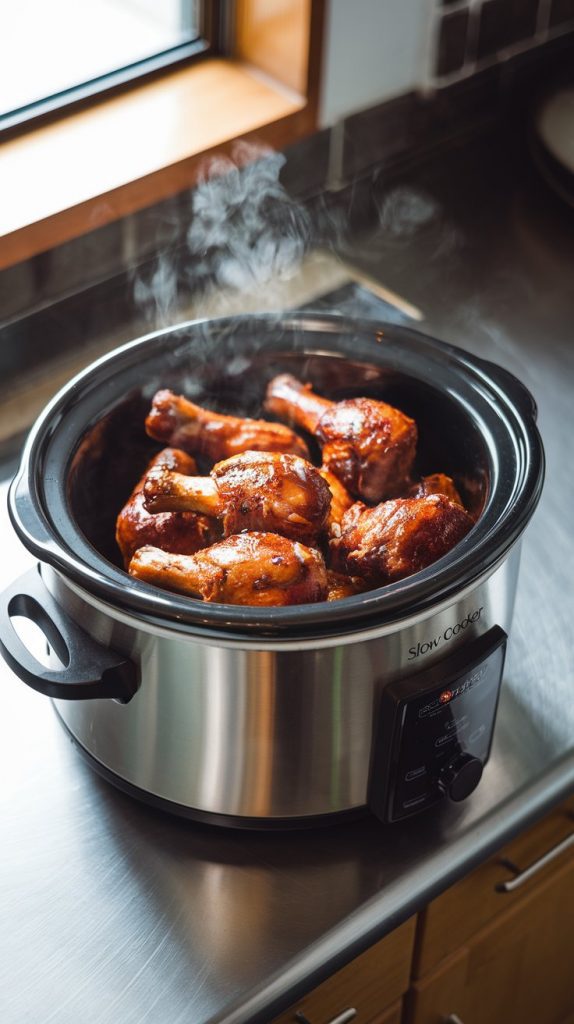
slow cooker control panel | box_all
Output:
[368,626,507,823]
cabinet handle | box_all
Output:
[443,1016,465,1024]
[295,1009,357,1024]
[496,831,574,893]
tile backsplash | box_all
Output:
[433,0,574,81]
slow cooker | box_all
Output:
[0,314,544,827]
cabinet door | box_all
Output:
[272,917,415,1024]
[406,853,574,1024]
[374,999,403,1024]
[413,797,574,978]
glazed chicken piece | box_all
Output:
[331,494,474,585]
[129,532,329,606]
[143,450,332,544]
[115,448,219,567]
[319,466,355,538]
[265,374,417,503]
[326,570,367,602]
[408,472,464,507]
[145,388,309,462]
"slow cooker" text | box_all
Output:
[407,606,484,660]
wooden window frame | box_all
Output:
[0,0,326,272]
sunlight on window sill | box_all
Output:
[0,58,309,271]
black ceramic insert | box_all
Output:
[8,314,544,640]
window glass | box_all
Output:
[0,0,200,120]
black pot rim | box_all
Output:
[9,313,545,641]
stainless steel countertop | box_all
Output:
[1,126,573,1024]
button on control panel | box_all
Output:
[368,626,507,823]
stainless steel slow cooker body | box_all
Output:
[0,314,544,827]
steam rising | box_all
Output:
[133,148,456,331]
[134,142,312,326]
[133,254,178,327]
[377,185,439,239]
[188,143,311,289]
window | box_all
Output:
[0,0,220,134]
[0,0,321,271]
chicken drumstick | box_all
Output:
[129,532,328,606]
[319,466,355,538]
[146,388,309,461]
[265,374,417,503]
[326,570,366,601]
[331,493,474,585]
[115,448,218,567]
[407,472,464,506]
[143,450,331,543]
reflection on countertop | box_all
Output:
[1,121,574,1024]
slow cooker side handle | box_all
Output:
[0,565,138,703]
[460,352,539,421]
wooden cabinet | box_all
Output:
[272,917,416,1024]
[375,1000,403,1024]
[405,851,574,1024]
[273,798,574,1024]
[407,796,574,1024]
[412,796,574,980]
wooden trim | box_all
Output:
[235,0,326,118]
[0,3,326,271]
[235,0,312,95]
[304,0,327,124]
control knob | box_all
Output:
[438,753,483,802]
